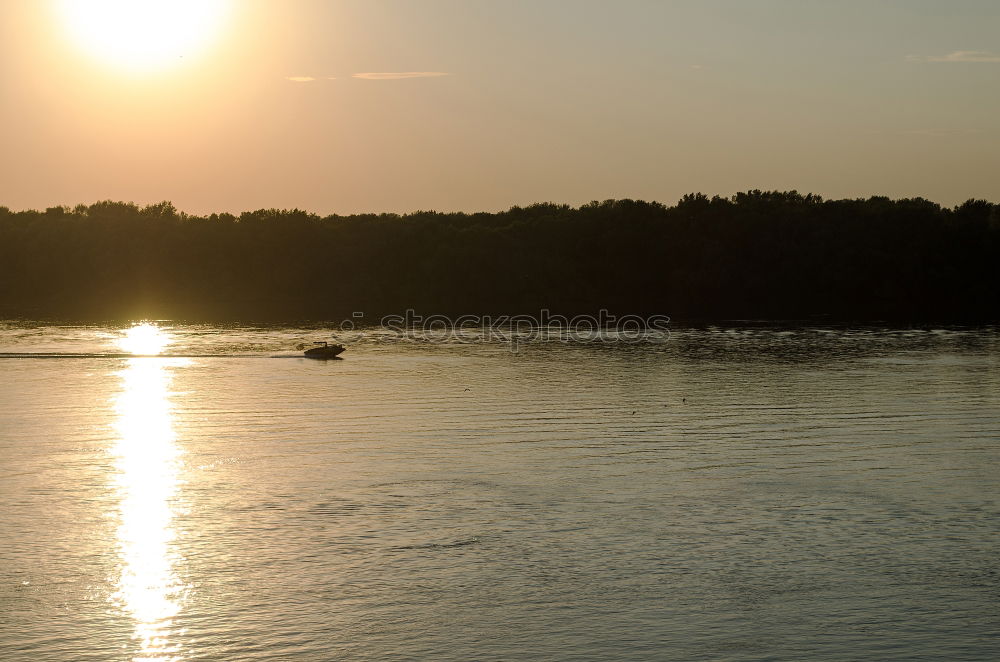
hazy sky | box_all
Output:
[1,0,998,214]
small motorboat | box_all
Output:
[303,341,345,359]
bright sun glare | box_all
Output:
[119,323,170,356]
[55,0,231,72]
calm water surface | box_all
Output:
[1,323,998,661]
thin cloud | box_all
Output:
[900,128,983,137]
[906,50,1000,63]
[352,72,451,80]
[286,76,317,82]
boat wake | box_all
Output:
[0,352,310,359]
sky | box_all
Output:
[1,0,998,214]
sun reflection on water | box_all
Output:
[119,323,172,356]
[112,323,187,661]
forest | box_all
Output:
[1,191,998,322]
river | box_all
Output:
[1,322,998,661]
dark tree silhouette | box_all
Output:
[0,192,997,322]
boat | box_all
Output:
[303,341,345,359]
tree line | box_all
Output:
[1,191,997,322]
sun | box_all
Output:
[54,0,231,72]
[119,323,171,356]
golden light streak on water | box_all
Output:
[112,323,187,661]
